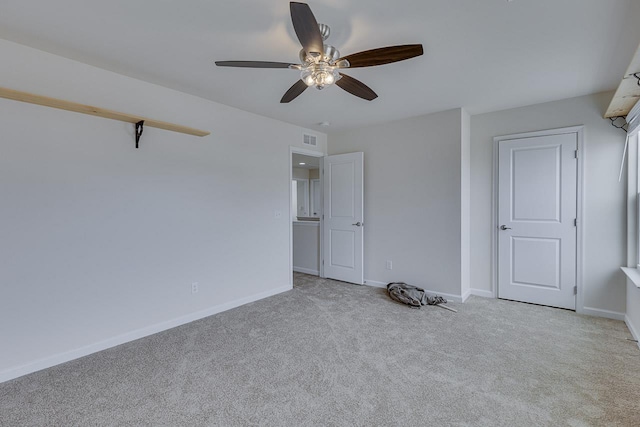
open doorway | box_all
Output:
[289,147,365,289]
[290,148,324,289]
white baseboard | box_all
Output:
[293,267,319,276]
[0,285,292,384]
[625,314,640,350]
[581,306,626,321]
[461,289,471,303]
[469,288,494,299]
[364,279,464,303]
[363,279,388,288]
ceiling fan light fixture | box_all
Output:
[301,68,315,86]
[301,63,341,89]
[315,71,334,90]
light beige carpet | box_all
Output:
[1,273,639,426]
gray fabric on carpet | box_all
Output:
[1,272,639,426]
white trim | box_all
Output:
[581,307,626,321]
[433,293,465,304]
[364,279,464,303]
[0,285,292,384]
[493,126,585,141]
[575,127,585,315]
[363,279,388,288]
[469,288,494,299]
[491,140,499,299]
[627,134,638,267]
[289,146,325,289]
[625,314,640,350]
[621,267,640,288]
[293,267,319,276]
[492,126,585,312]
[290,145,325,157]
[461,289,471,303]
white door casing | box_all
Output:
[497,132,578,310]
[323,152,364,285]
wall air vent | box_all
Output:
[303,134,317,146]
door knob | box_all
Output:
[500,225,512,230]
[352,221,362,227]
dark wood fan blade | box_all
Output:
[335,74,378,101]
[290,2,323,56]
[215,61,296,69]
[281,80,309,103]
[339,44,424,68]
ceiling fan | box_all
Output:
[215,2,424,103]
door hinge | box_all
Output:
[574,286,577,295]
[574,150,578,159]
[574,218,577,227]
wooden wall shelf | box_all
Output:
[0,86,210,137]
[605,43,640,119]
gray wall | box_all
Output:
[0,39,327,381]
[329,109,464,298]
[470,92,627,316]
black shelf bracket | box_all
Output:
[135,120,144,149]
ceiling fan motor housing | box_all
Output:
[299,45,340,64]
[298,24,340,64]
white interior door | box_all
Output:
[323,152,364,285]
[498,133,577,309]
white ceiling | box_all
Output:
[1,0,639,133]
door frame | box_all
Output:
[491,126,585,313]
[289,146,325,290]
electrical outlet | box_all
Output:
[191,282,199,294]
[386,260,393,270]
